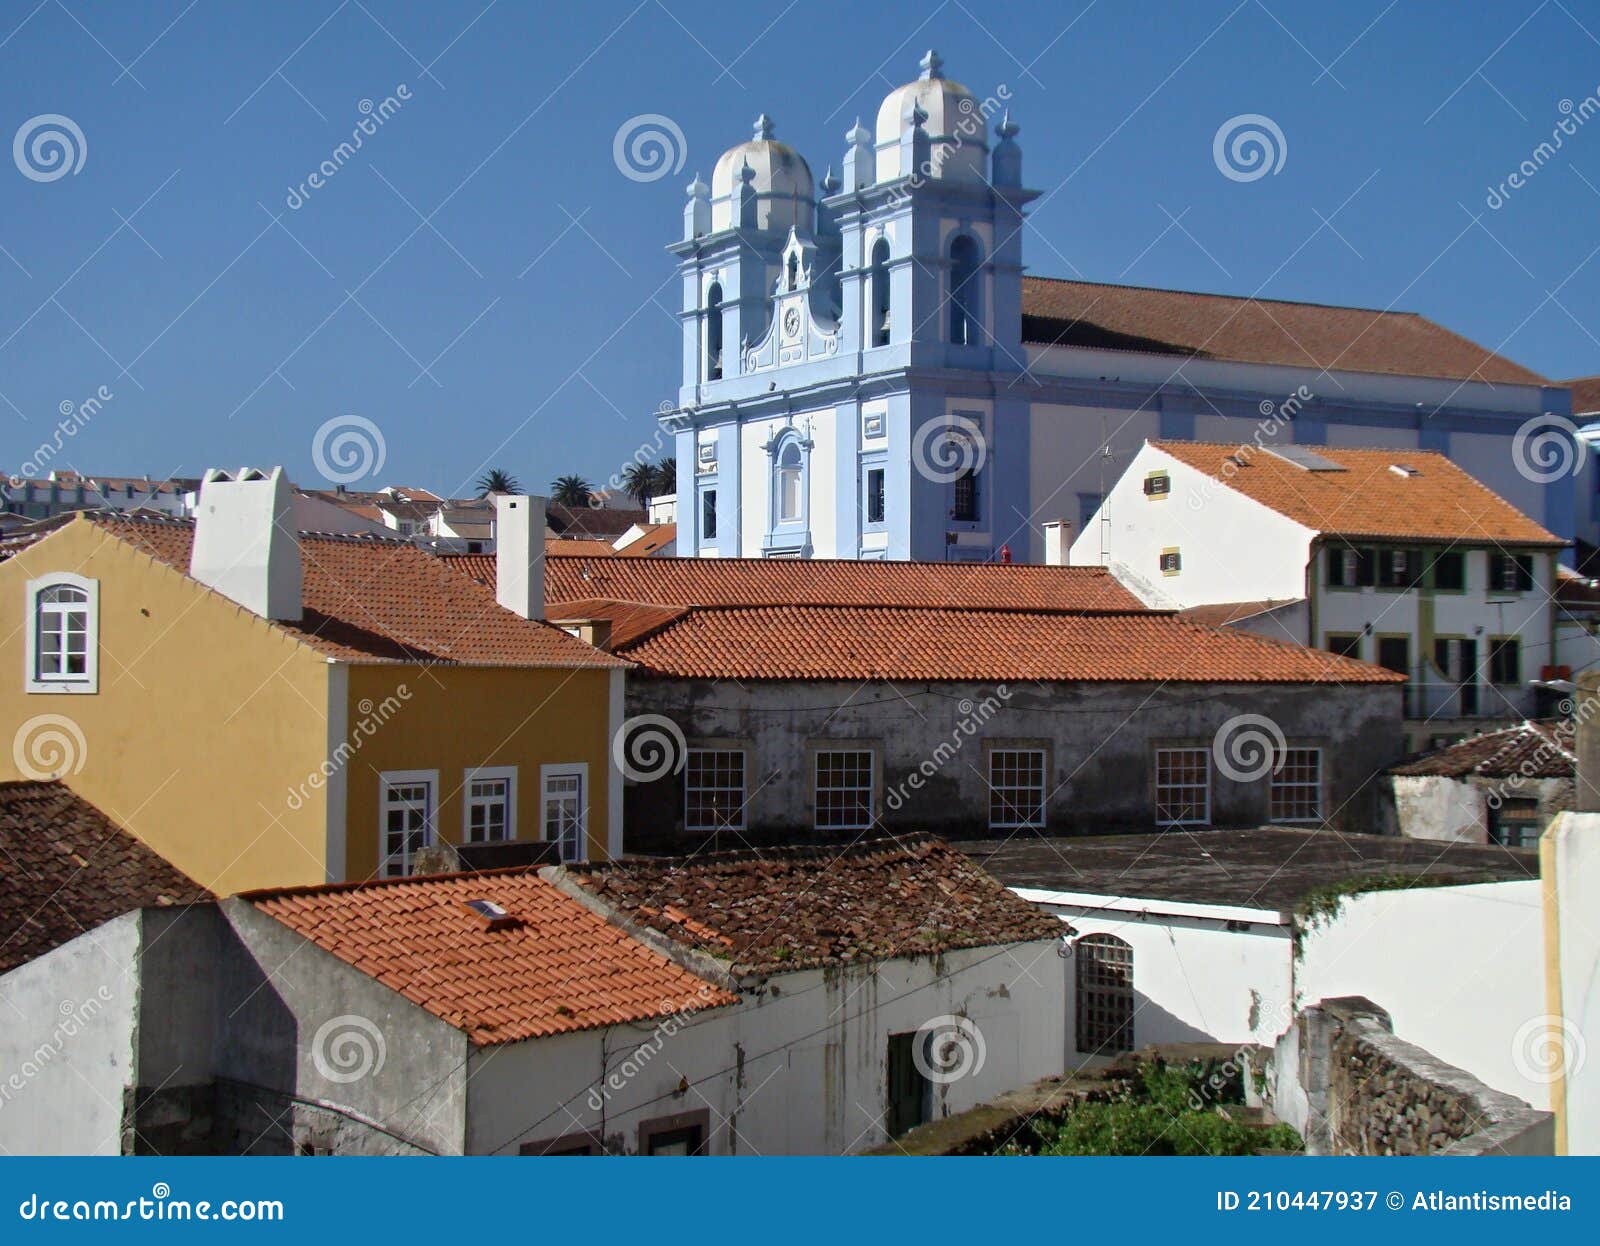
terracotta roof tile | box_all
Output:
[1152,440,1564,545]
[1022,277,1546,385]
[571,837,1063,975]
[72,514,624,668]
[615,523,676,556]
[614,603,1403,683]
[248,869,735,1044]
[1564,375,1600,417]
[1180,599,1303,627]
[1390,719,1574,779]
[0,781,211,972]
[546,597,691,648]
[544,554,1144,612]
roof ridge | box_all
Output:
[241,862,546,902]
[1023,273,1420,319]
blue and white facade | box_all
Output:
[662,52,1581,562]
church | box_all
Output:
[661,51,1580,563]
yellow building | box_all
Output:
[0,472,627,895]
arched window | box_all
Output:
[705,282,723,381]
[25,573,98,693]
[786,253,799,292]
[776,438,804,523]
[1075,934,1134,1054]
[869,238,891,347]
[949,234,981,346]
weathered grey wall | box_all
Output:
[1390,774,1571,844]
[625,678,1404,844]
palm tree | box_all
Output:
[475,467,522,496]
[620,462,661,507]
[550,474,595,507]
[655,457,676,495]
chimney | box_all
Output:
[189,467,302,621]
[495,494,546,621]
[1043,520,1072,567]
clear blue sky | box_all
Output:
[3,0,1598,497]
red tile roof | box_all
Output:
[0,781,210,972]
[570,838,1064,976]
[546,597,691,648]
[61,514,625,668]
[1390,719,1575,779]
[613,603,1402,683]
[247,869,737,1045]
[1564,375,1600,417]
[1180,599,1303,627]
[1151,441,1565,546]
[545,555,1145,612]
[1022,277,1546,385]
[615,523,676,557]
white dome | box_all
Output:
[709,115,815,233]
[874,50,988,184]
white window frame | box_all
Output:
[463,765,517,844]
[379,769,437,878]
[541,763,589,863]
[1154,747,1210,827]
[813,748,875,832]
[1269,748,1323,824]
[684,748,748,833]
[988,747,1047,830]
[24,573,99,694]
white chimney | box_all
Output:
[1043,520,1072,567]
[495,494,546,621]
[189,467,302,621]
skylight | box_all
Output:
[1265,446,1346,472]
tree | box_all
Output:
[550,474,595,507]
[620,462,661,507]
[655,457,676,495]
[475,467,522,496]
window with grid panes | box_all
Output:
[1075,934,1134,1053]
[988,748,1046,829]
[1154,748,1209,825]
[685,749,747,831]
[1269,748,1322,823]
[814,749,874,830]
[465,775,512,842]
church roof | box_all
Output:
[1021,277,1546,386]
[1150,441,1565,546]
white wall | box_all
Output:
[0,913,141,1155]
[1028,895,1294,1059]
[1545,812,1600,1155]
[1391,775,1487,843]
[1067,443,1313,606]
[1293,880,1547,1107]
[464,940,1066,1155]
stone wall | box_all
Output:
[1280,997,1552,1156]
